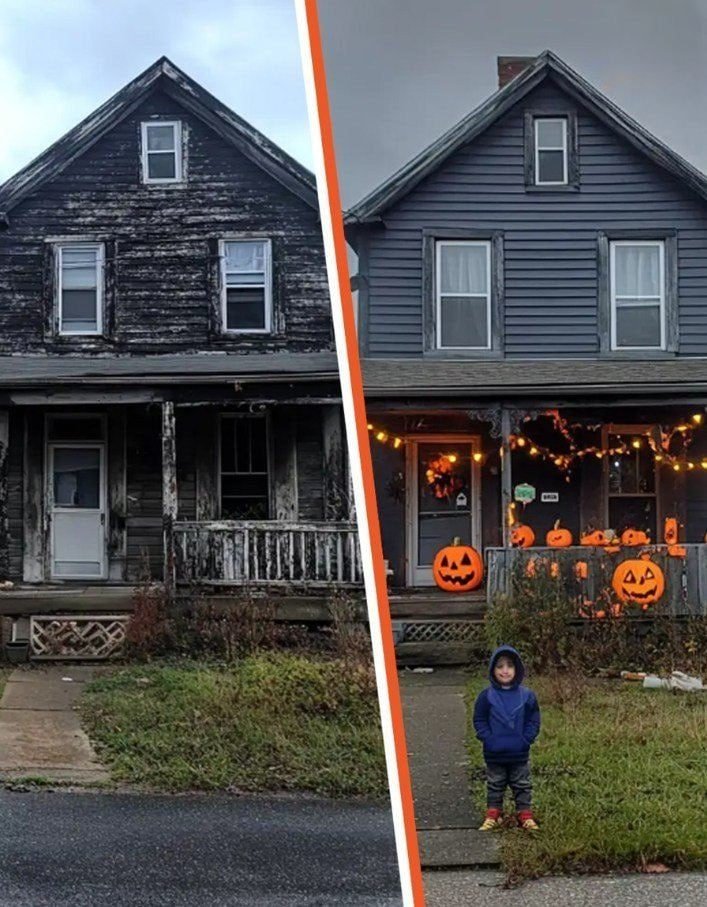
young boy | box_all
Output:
[473,644,540,831]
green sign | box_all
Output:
[514,483,536,504]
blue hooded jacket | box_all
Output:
[472,645,540,765]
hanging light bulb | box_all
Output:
[393,437,402,449]
[516,437,526,447]
[376,431,387,442]
[655,454,663,462]
[673,463,681,472]
[676,424,689,433]
[446,454,457,463]
[688,462,696,469]
[692,413,703,425]
[529,446,538,456]
[367,423,373,431]
[473,452,483,463]
[632,438,642,449]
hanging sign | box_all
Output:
[455,492,468,509]
[514,483,536,504]
[541,492,559,503]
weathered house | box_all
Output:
[347,51,707,657]
[0,58,359,658]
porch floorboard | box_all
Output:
[389,589,486,620]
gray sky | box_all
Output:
[0,0,311,182]
[318,0,707,207]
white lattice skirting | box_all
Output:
[402,621,484,644]
[30,614,129,660]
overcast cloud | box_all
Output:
[0,0,310,181]
[318,0,707,206]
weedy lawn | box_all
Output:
[82,653,387,798]
[466,674,707,879]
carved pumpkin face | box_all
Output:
[620,528,650,546]
[612,557,665,606]
[433,539,483,592]
[664,518,679,545]
[511,524,535,548]
[581,529,608,546]
[546,520,572,548]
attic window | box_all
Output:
[141,121,182,183]
[534,118,567,184]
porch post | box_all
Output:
[322,405,346,520]
[501,407,513,547]
[0,410,9,578]
[161,401,178,595]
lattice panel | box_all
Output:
[402,621,485,644]
[30,614,129,660]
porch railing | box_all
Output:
[173,520,362,587]
[486,545,707,616]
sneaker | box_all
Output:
[517,811,539,831]
[478,809,503,831]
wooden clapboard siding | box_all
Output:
[296,409,325,521]
[359,79,707,358]
[126,406,163,580]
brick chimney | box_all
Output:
[497,56,535,89]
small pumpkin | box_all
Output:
[546,519,572,548]
[611,555,665,605]
[668,544,687,558]
[511,524,535,548]
[432,537,484,592]
[581,529,609,546]
[620,528,650,546]
[664,517,679,546]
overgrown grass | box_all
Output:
[81,653,386,799]
[466,673,707,879]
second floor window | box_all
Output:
[141,121,182,183]
[435,240,491,349]
[610,240,665,350]
[221,239,272,333]
[534,117,568,185]
[57,243,103,335]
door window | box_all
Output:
[53,448,100,508]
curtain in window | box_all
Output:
[439,244,487,295]
[225,241,266,275]
[614,245,660,297]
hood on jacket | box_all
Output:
[488,644,525,688]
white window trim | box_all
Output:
[219,237,273,335]
[534,117,568,186]
[141,120,183,184]
[610,240,666,351]
[56,242,104,337]
[217,413,273,519]
[435,240,491,351]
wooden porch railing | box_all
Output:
[172,520,362,587]
[486,545,707,616]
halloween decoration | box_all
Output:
[620,528,650,546]
[546,520,572,548]
[432,537,483,592]
[664,517,679,545]
[612,555,665,607]
[550,561,560,579]
[511,524,535,548]
[574,561,588,580]
[668,544,687,558]
[424,454,465,501]
[581,529,609,546]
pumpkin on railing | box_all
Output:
[510,524,535,548]
[546,519,572,547]
[620,528,650,546]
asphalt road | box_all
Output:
[425,869,707,906]
[0,789,402,906]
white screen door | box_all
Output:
[49,443,106,579]
[407,437,481,586]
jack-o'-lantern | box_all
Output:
[511,524,535,548]
[432,537,484,592]
[611,555,665,606]
[620,528,650,546]
[668,544,687,558]
[581,529,609,546]
[664,517,679,546]
[546,519,572,548]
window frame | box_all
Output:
[597,230,678,356]
[422,228,504,358]
[55,242,104,337]
[609,239,666,352]
[434,239,492,351]
[601,423,661,537]
[219,237,273,335]
[217,413,272,520]
[524,109,579,191]
[534,117,568,186]
[141,120,183,185]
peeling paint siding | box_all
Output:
[296,410,324,521]
[8,410,23,579]
[126,406,163,580]
[0,91,332,355]
[362,80,707,358]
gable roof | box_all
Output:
[0,57,317,214]
[346,50,707,225]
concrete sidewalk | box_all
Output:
[0,665,110,783]
[400,668,499,869]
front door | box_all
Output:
[407,437,481,586]
[49,443,106,579]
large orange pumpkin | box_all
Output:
[611,555,665,606]
[664,517,679,545]
[620,528,650,546]
[581,529,609,546]
[546,519,572,548]
[511,524,535,548]
[432,538,484,592]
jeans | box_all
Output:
[485,761,532,811]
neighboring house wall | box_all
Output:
[359,79,707,358]
[0,90,332,355]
